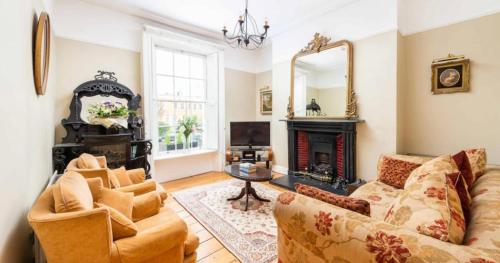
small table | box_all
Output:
[225,164,273,211]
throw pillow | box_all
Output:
[108,169,122,188]
[53,171,94,213]
[95,202,138,240]
[295,183,370,216]
[465,148,487,183]
[447,172,472,226]
[99,188,134,219]
[377,154,425,189]
[76,153,101,169]
[113,166,133,187]
[404,155,459,188]
[453,151,474,188]
[385,155,465,244]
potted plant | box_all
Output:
[176,132,184,150]
[177,116,202,149]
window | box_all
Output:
[154,47,207,155]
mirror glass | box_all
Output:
[293,44,348,117]
[80,95,129,125]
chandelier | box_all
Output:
[222,0,270,50]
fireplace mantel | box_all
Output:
[271,119,363,194]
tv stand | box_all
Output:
[226,147,273,169]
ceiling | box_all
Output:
[82,0,357,38]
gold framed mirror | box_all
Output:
[34,11,51,96]
[287,33,357,119]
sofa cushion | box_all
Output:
[95,202,138,240]
[465,148,487,183]
[464,169,500,251]
[453,151,474,188]
[77,153,101,169]
[99,188,134,219]
[385,155,466,244]
[377,154,426,189]
[295,183,370,216]
[350,181,402,221]
[53,171,94,213]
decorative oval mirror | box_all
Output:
[288,33,357,119]
[34,12,51,95]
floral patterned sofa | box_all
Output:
[273,153,500,263]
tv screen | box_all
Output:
[230,122,270,147]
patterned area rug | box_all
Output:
[172,179,279,263]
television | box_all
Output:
[230,121,270,148]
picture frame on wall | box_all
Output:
[431,54,470,94]
[260,88,272,115]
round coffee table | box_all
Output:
[225,164,273,211]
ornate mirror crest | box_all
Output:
[287,33,357,119]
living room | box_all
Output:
[2,0,500,262]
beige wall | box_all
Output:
[0,1,57,261]
[400,13,500,165]
[54,37,141,143]
[225,68,257,147]
[256,70,272,121]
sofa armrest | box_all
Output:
[126,168,146,184]
[28,207,113,263]
[273,192,498,263]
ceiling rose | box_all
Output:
[222,0,269,50]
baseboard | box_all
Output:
[272,165,288,175]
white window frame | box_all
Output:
[142,25,226,173]
[153,46,208,155]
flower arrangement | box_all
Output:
[87,101,131,119]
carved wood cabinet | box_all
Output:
[52,71,152,177]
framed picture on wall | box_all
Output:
[260,88,272,115]
[431,54,470,94]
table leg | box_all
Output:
[227,186,245,201]
[248,184,270,202]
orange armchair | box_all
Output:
[66,154,167,202]
[28,177,198,263]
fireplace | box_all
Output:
[270,119,359,194]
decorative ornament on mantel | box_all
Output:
[222,0,270,50]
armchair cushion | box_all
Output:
[77,153,101,169]
[117,180,157,197]
[53,171,93,213]
[126,168,146,184]
[99,188,134,219]
[385,155,465,244]
[132,191,162,222]
[295,183,370,216]
[95,202,138,240]
[377,154,425,189]
[113,166,133,187]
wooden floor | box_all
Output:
[161,172,285,263]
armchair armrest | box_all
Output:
[95,156,108,169]
[117,180,156,196]
[273,192,498,263]
[114,213,188,262]
[28,207,113,263]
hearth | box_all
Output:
[270,119,360,194]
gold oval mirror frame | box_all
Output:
[34,12,51,96]
[287,33,357,119]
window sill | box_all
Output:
[154,149,218,161]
